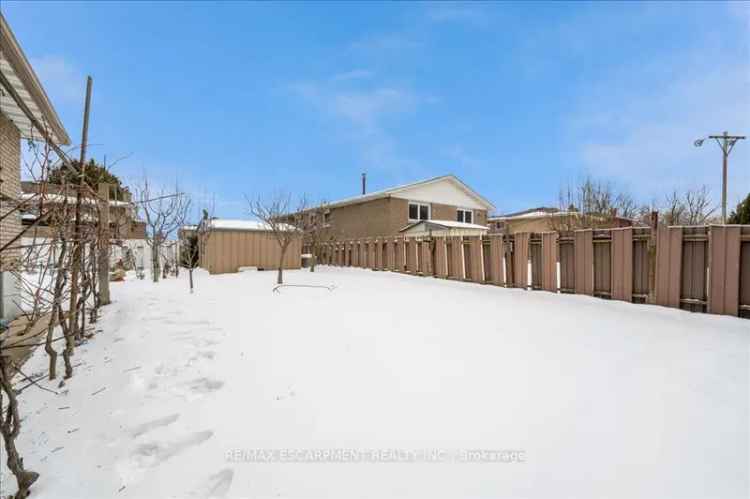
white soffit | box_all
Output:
[0,15,70,145]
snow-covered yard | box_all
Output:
[3,267,748,499]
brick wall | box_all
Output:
[0,113,21,269]
[325,197,409,239]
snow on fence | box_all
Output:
[318,225,750,319]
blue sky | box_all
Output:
[4,1,749,218]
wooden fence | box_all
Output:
[317,225,750,319]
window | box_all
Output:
[408,202,430,221]
[457,209,473,224]
[324,212,331,223]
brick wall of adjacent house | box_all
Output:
[325,197,489,239]
[0,113,22,269]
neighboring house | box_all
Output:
[311,174,495,240]
[19,181,146,241]
[1,13,70,320]
[19,181,149,271]
[488,207,635,234]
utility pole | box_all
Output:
[694,131,746,223]
[68,76,93,344]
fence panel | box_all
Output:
[655,226,682,308]
[482,238,492,283]
[406,239,417,274]
[504,235,514,287]
[422,239,434,276]
[632,236,649,302]
[469,237,483,283]
[512,233,530,288]
[541,232,558,292]
[530,237,542,289]
[374,240,382,270]
[386,240,395,270]
[353,241,360,267]
[450,236,464,279]
[574,230,594,295]
[611,228,633,302]
[680,230,708,312]
[593,236,612,298]
[559,237,574,292]
[740,234,750,319]
[709,226,741,316]
[488,235,504,285]
[462,239,472,280]
[435,237,448,278]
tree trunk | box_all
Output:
[98,243,110,306]
[189,268,194,293]
[276,247,287,285]
[152,242,161,283]
[0,357,39,498]
[45,237,67,380]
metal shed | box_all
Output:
[201,219,301,275]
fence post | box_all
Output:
[541,232,558,292]
[435,236,447,278]
[655,226,682,308]
[405,238,417,274]
[574,230,594,295]
[469,236,483,282]
[647,212,658,304]
[489,234,504,286]
[513,233,530,288]
[611,228,633,302]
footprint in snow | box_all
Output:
[185,377,224,395]
[132,430,213,468]
[190,468,234,498]
[128,413,179,438]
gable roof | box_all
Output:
[325,174,495,211]
[0,14,70,144]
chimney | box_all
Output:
[361,172,366,195]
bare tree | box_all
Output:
[0,134,72,497]
[135,177,191,283]
[660,186,716,226]
[180,205,213,293]
[555,176,644,230]
[0,72,124,497]
[299,201,329,272]
[247,193,305,284]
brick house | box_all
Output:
[488,207,636,234]
[1,13,70,320]
[19,181,147,241]
[315,174,495,240]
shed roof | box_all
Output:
[209,219,272,231]
[208,219,297,232]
